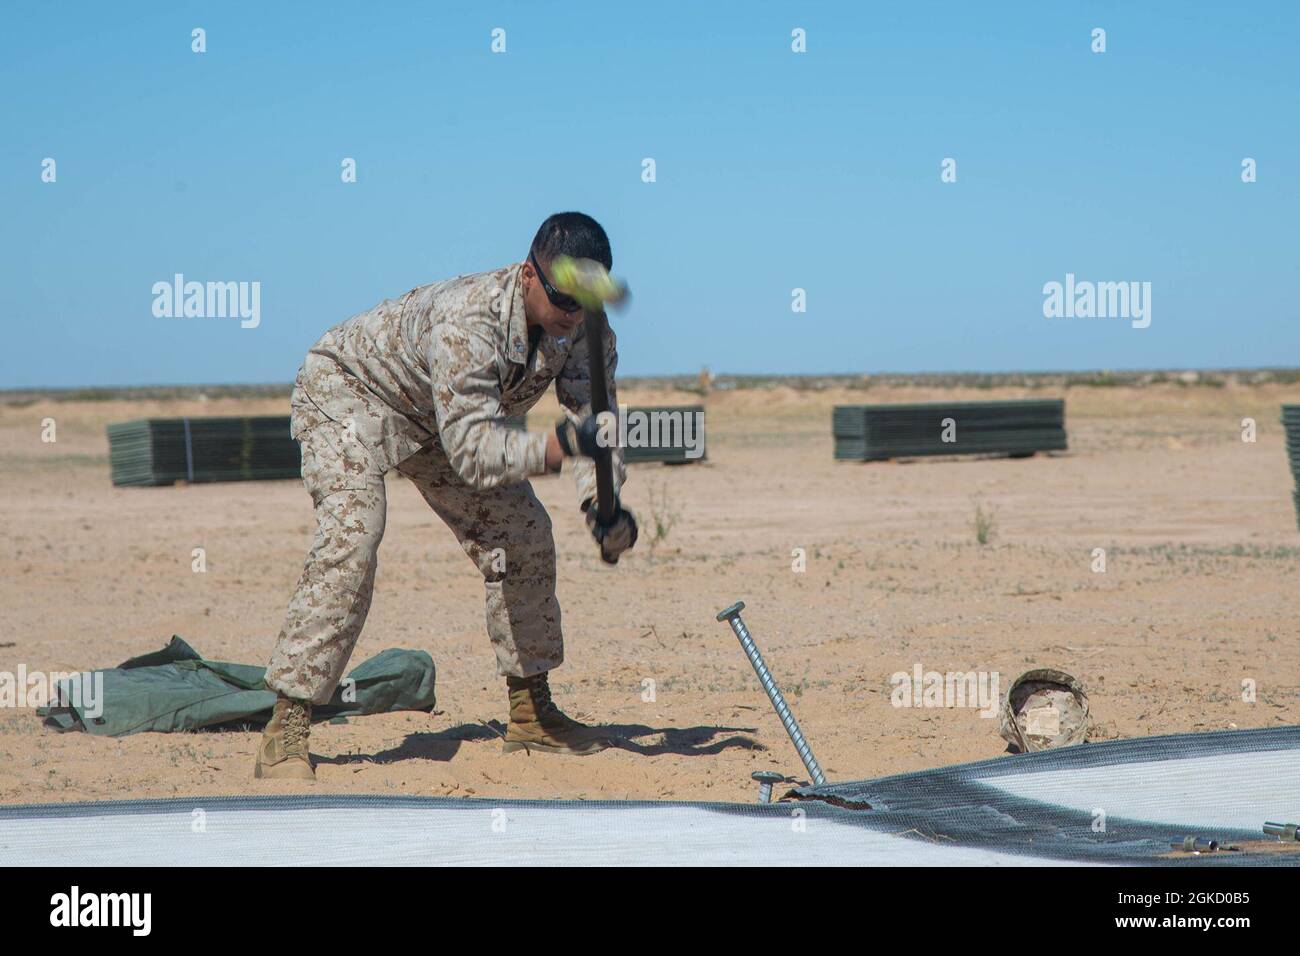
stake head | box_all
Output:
[715,601,745,622]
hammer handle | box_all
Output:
[582,308,617,529]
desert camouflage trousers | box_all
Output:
[264,419,563,704]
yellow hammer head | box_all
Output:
[549,256,630,311]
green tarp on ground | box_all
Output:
[37,637,436,736]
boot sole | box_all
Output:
[253,761,316,781]
[502,739,610,756]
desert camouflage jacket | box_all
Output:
[292,263,624,503]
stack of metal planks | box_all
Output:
[833,399,1067,461]
[621,404,706,464]
[107,416,301,486]
[1283,404,1300,528]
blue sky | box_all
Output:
[2,1,1296,387]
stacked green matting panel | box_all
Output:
[620,405,705,463]
[1283,404,1300,528]
[107,417,301,486]
[832,399,1067,461]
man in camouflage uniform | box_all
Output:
[255,213,638,780]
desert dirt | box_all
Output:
[1,382,1297,805]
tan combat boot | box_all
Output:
[503,673,613,756]
[254,697,316,780]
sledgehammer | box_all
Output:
[550,256,630,530]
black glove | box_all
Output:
[583,498,638,564]
[555,414,607,458]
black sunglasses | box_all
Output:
[529,252,583,314]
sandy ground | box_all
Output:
[1,382,1297,805]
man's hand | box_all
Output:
[583,498,638,564]
[554,414,607,459]
[544,431,565,472]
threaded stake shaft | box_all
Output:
[717,604,826,786]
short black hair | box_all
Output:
[530,212,612,270]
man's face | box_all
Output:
[521,255,584,339]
